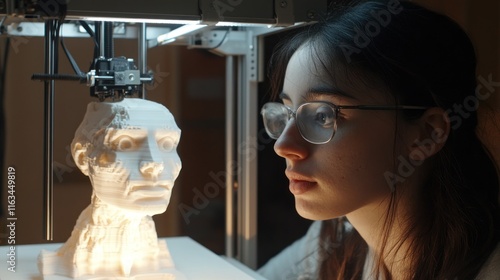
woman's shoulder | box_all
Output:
[476,242,500,280]
[258,219,355,279]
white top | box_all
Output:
[258,221,500,280]
[258,221,323,280]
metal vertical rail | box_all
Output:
[225,56,235,258]
[103,22,114,58]
[237,30,258,269]
[138,23,147,99]
[236,55,243,264]
[211,28,261,267]
[43,20,55,241]
[99,22,106,57]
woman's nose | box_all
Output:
[273,119,308,160]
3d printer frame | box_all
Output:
[0,0,328,269]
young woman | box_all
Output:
[258,1,500,279]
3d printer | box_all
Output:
[0,0,328,271]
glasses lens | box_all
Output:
[297,103,336,144]
[261,103,289,139]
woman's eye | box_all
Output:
[112,135,136,151]
[314,106,335,127]
[158,137,178,152]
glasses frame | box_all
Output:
[261,101,429,144]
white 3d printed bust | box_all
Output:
[38,98,182,279]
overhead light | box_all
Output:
[156,24,207,45]
[215,22,271,27]
[75,16,202,25]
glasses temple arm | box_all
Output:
[338,105,429,110]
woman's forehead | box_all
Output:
[283,45,392,104]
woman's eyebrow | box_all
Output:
[306,86,358,100]
[279,86,358,102]
[278,92,291,101]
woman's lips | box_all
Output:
[286,171,317,195]
[289,179,317,195]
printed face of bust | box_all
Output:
[75,99,181,215]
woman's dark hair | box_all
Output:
[269,0,500,279]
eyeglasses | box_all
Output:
[261,102,428,144]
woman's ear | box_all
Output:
[72,142,90,176]
[408,107,450,161]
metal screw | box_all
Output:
[307,10,316,19]
[280,1,287,8]
[16,26,23,32]
[128,74,135,81]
